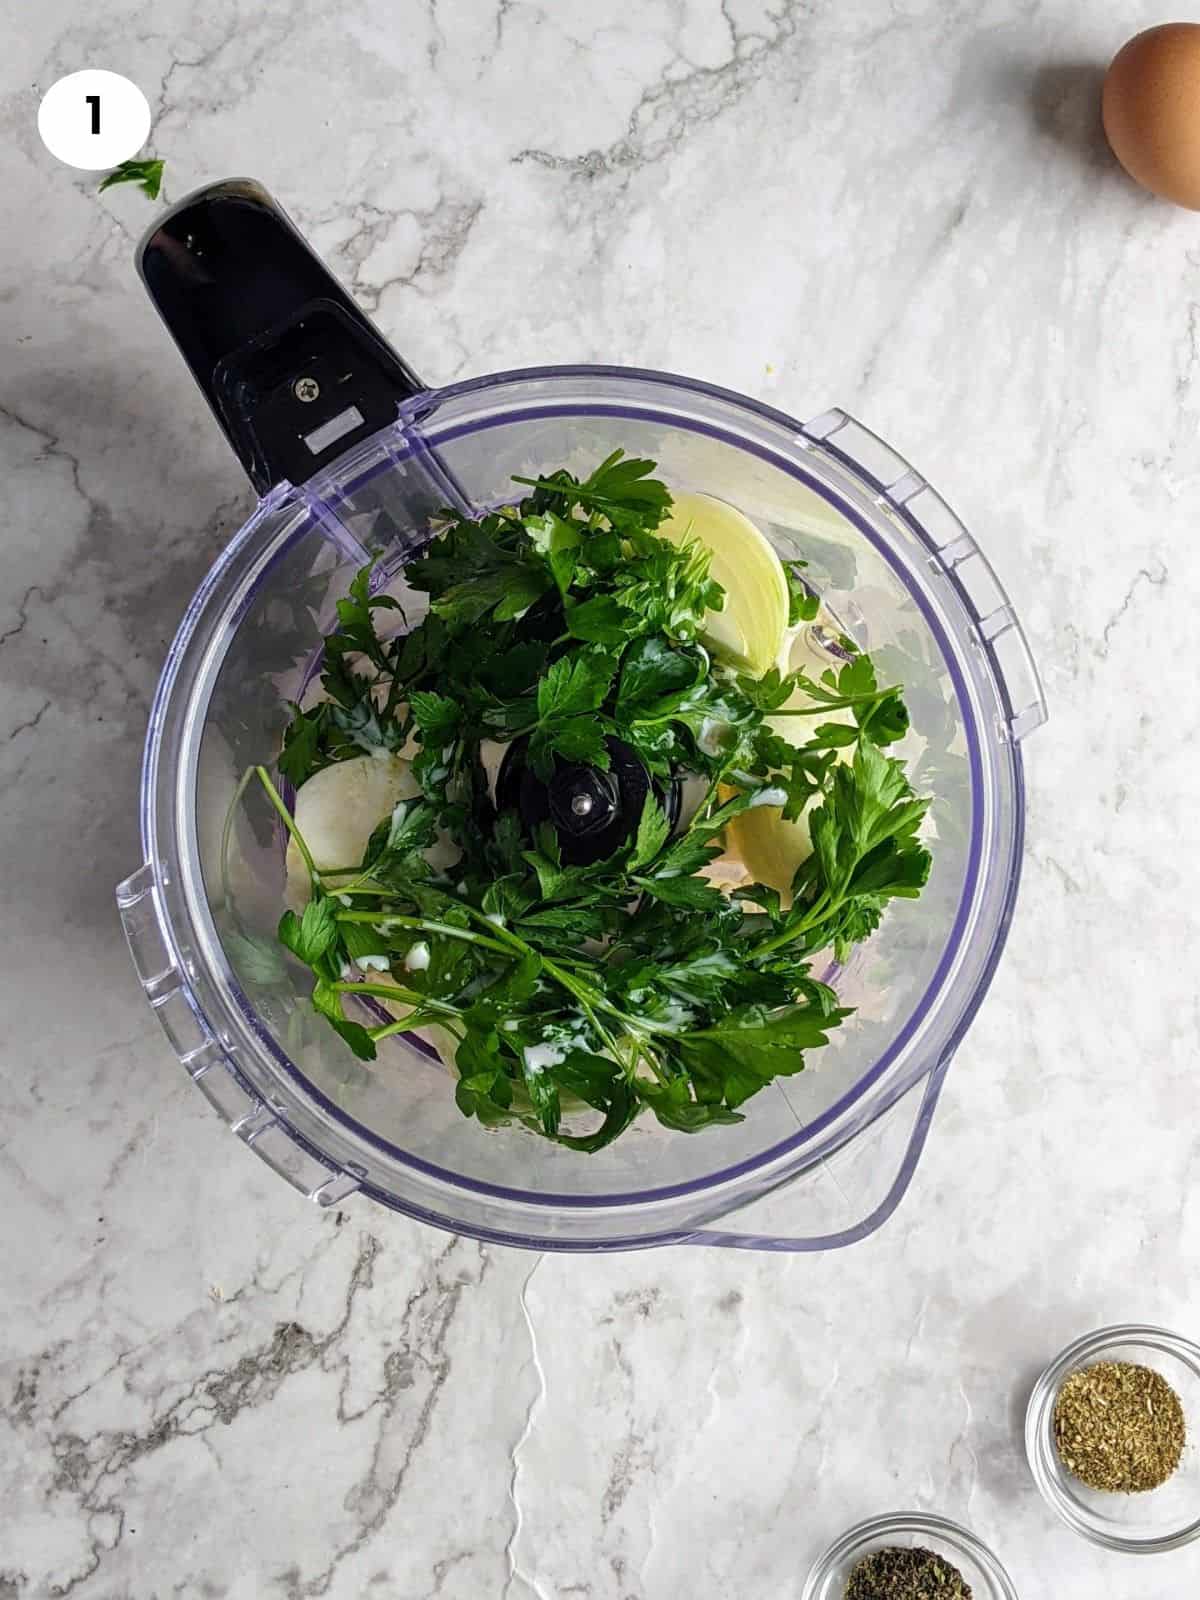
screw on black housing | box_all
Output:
[495,736,682,867]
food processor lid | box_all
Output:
[138,178,425,493]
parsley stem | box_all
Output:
[335,911,512,955]
[751,891,835,957]
[562,979,681,1038]
[510,474,623,512]
[769,701,875,716]
[627,1034,670,1087]
[460,903,535,955]
[370,1015,464,1044]
[254,765,319,883]
[542,958,608,1018]
[767,682,899,715]
[604,1006,679,1037]
[458,903,677,1039]
[332,980,462,1017]
[629,711,683,729]
[572,992,622,1062]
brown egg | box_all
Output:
[1103,23,1200,209]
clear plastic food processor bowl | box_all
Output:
[118,366,1044,1251]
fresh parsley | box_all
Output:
[261,452,932,1150]
[98,159,165,200]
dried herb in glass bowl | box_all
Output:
[845,1545,972,1599]
[1053,1359,1186,1493]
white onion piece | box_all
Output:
[285,753,421,901]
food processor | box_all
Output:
[117,178,1045,1252]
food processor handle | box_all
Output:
[137,177,428,494]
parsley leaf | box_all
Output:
[545,717,611,769]
[637,1077,745,1133]
[514,449,672,532]
[379,798,440,859]
[549,1053,639,1151]
[278,896,338,966]
[676,1003,850,1108]
[632,872,726,912]
[333,564,403,671]
[526,509,581,596]
[408,690,460,746]
[98,158,165,200]
[785,563,820,626]
[278,702,336,788]
[565,594,633,646]
[630,797,671,870]
[536,653,616,719]
[616,636,704,713]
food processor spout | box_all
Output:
[137,177,427,493]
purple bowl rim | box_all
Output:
[145,362,1017,1214]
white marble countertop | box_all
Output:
[3,2,1199,1595]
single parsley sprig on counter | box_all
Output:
[98,158,166,200]
[263,451,931,1150]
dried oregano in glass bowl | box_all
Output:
[1026,1324,1200,1553]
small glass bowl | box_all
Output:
[802,1512,1018,1600]
[1025,1323,1200,1553]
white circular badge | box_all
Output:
[37,70,151,171]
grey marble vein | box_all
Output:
[514,0,803,183]
[3,1,1200,1597]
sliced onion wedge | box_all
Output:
[659,491,788,678]
[726,654,857,906]
[285,752,422,901]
